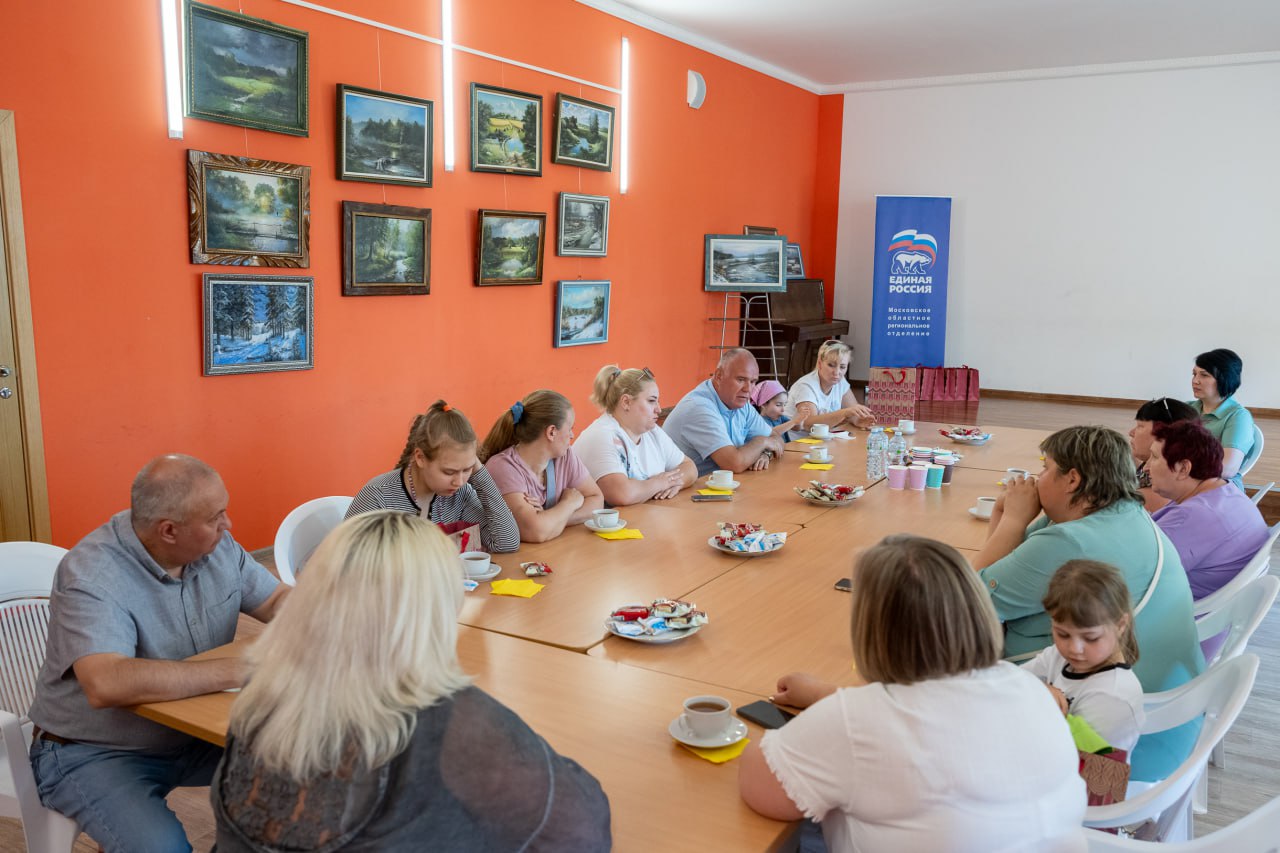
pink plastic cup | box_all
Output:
[907,465,928,491]
[886,465,908,489]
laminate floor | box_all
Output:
[1,396,1275,850]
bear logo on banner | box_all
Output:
[888,229,937,275]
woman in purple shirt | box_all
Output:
[1147,420,1268,600]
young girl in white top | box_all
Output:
[1024,559,1146,756]
[739,534,1086,853]
[572,365,697,506]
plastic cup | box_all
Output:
[938,456,956,484]
[907,465,928,491]
[925,464,944,489]
[886,465,908,489]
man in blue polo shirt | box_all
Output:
[663,348,784,476]
[28,454,290,853]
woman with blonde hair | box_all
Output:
[573,365,697,505]
[785,340,874,433]
[211,512,611,851]
[347,400,518,553]
[482,390,603,542]
[739,535,1085,852]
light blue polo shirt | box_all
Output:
[662,379,772,475]
[1189,396,1255,488]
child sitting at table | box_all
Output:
[750,380,801,443]
[1024,559,1145,757]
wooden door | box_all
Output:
[0,110,51,542]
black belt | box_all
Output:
[32,726,76,746]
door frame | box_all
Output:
[0,109,51,541]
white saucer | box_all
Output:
[466,564,502,582]
[708,536,785,556]
[704,479,740,491]
[605,619,702,644]
[899,428,917,436]
[668,716,748,749]
[967,508,992,521]
[585,519,628,532]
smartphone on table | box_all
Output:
[834,577,852,592]
[736,700,796,729]
[692,493,732,502]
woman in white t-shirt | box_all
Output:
[739,535,1086,853]
[784,340,874,433]
[573,365,697,506]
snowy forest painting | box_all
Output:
[203,274,313,375]
[554,280,610,347]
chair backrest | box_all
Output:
[1084,655,1259,831]
[1195,575,1279,667]
[0,597,52,720]
[1239,424,1264,477]
[272,496,353,586]
[1085,791,1280,850]
[0,541,66,602]
[1193,522,1280,618]
[1249,481,1274,506]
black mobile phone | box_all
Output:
[834,577,852,592]
[736,700,796,729]
[692,493,732,502]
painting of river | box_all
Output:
[558,193,609,257]
[343,201,430,296]
[202,274,313,375]
[704,235,788,293]
[340,86,432,186]
[186,4,308,136]
[555,280,610,347]
[471,84,542,175]
[477,210,546,285]
[204,166,301,254]
[553,95,615,171]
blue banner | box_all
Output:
[869,196,952,367]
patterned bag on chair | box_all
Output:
[866,367,919,424]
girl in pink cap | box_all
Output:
[751,380,802,443]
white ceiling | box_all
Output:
[577,0,1280,92]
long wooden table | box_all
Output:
[137,628,798,853]
[914,421,1050,472]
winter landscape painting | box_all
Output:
[703,234,787,293]
[186,3,308,136]
[203,274,313,375]
[555,280,610,347]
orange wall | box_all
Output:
[0,1,837,548]
[810,94,845,317]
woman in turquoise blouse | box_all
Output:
[973,425,1204,783]
[1189,348,1256,489]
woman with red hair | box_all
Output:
[1147,420,1268,599]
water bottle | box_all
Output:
[886,430,908,468]
[866,426,887,483]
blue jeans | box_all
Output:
[30,737,223,853]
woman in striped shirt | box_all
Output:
[347,401,519,553]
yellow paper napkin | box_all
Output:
[489,578,545,598]
[677,738,750,764]
[696,488,734,496]
[794,437,823,445]
[800,462,834,471]
[595,527,644,540]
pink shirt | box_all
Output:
[485,445,592,507]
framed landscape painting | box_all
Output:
[704,234,787,293]
[342,201,431,296]
[476,210,546,285]
[552,94,614,171]
[555,280,610,347]
[557,192,608,257]
[337,85,432,186]
[203,273,313,375]
[470,83,542,175]
[185,2,308,136]
[188,150,310,267]
[785,242,805,279]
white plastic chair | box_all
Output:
[0,541,81,852]
[1248,481,1273,506]
[1238,424,1264,477]
[1083,655,1259,843]
[1085,790,1280,850]
[1192,522,1280,619]
[272,496,353,585]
